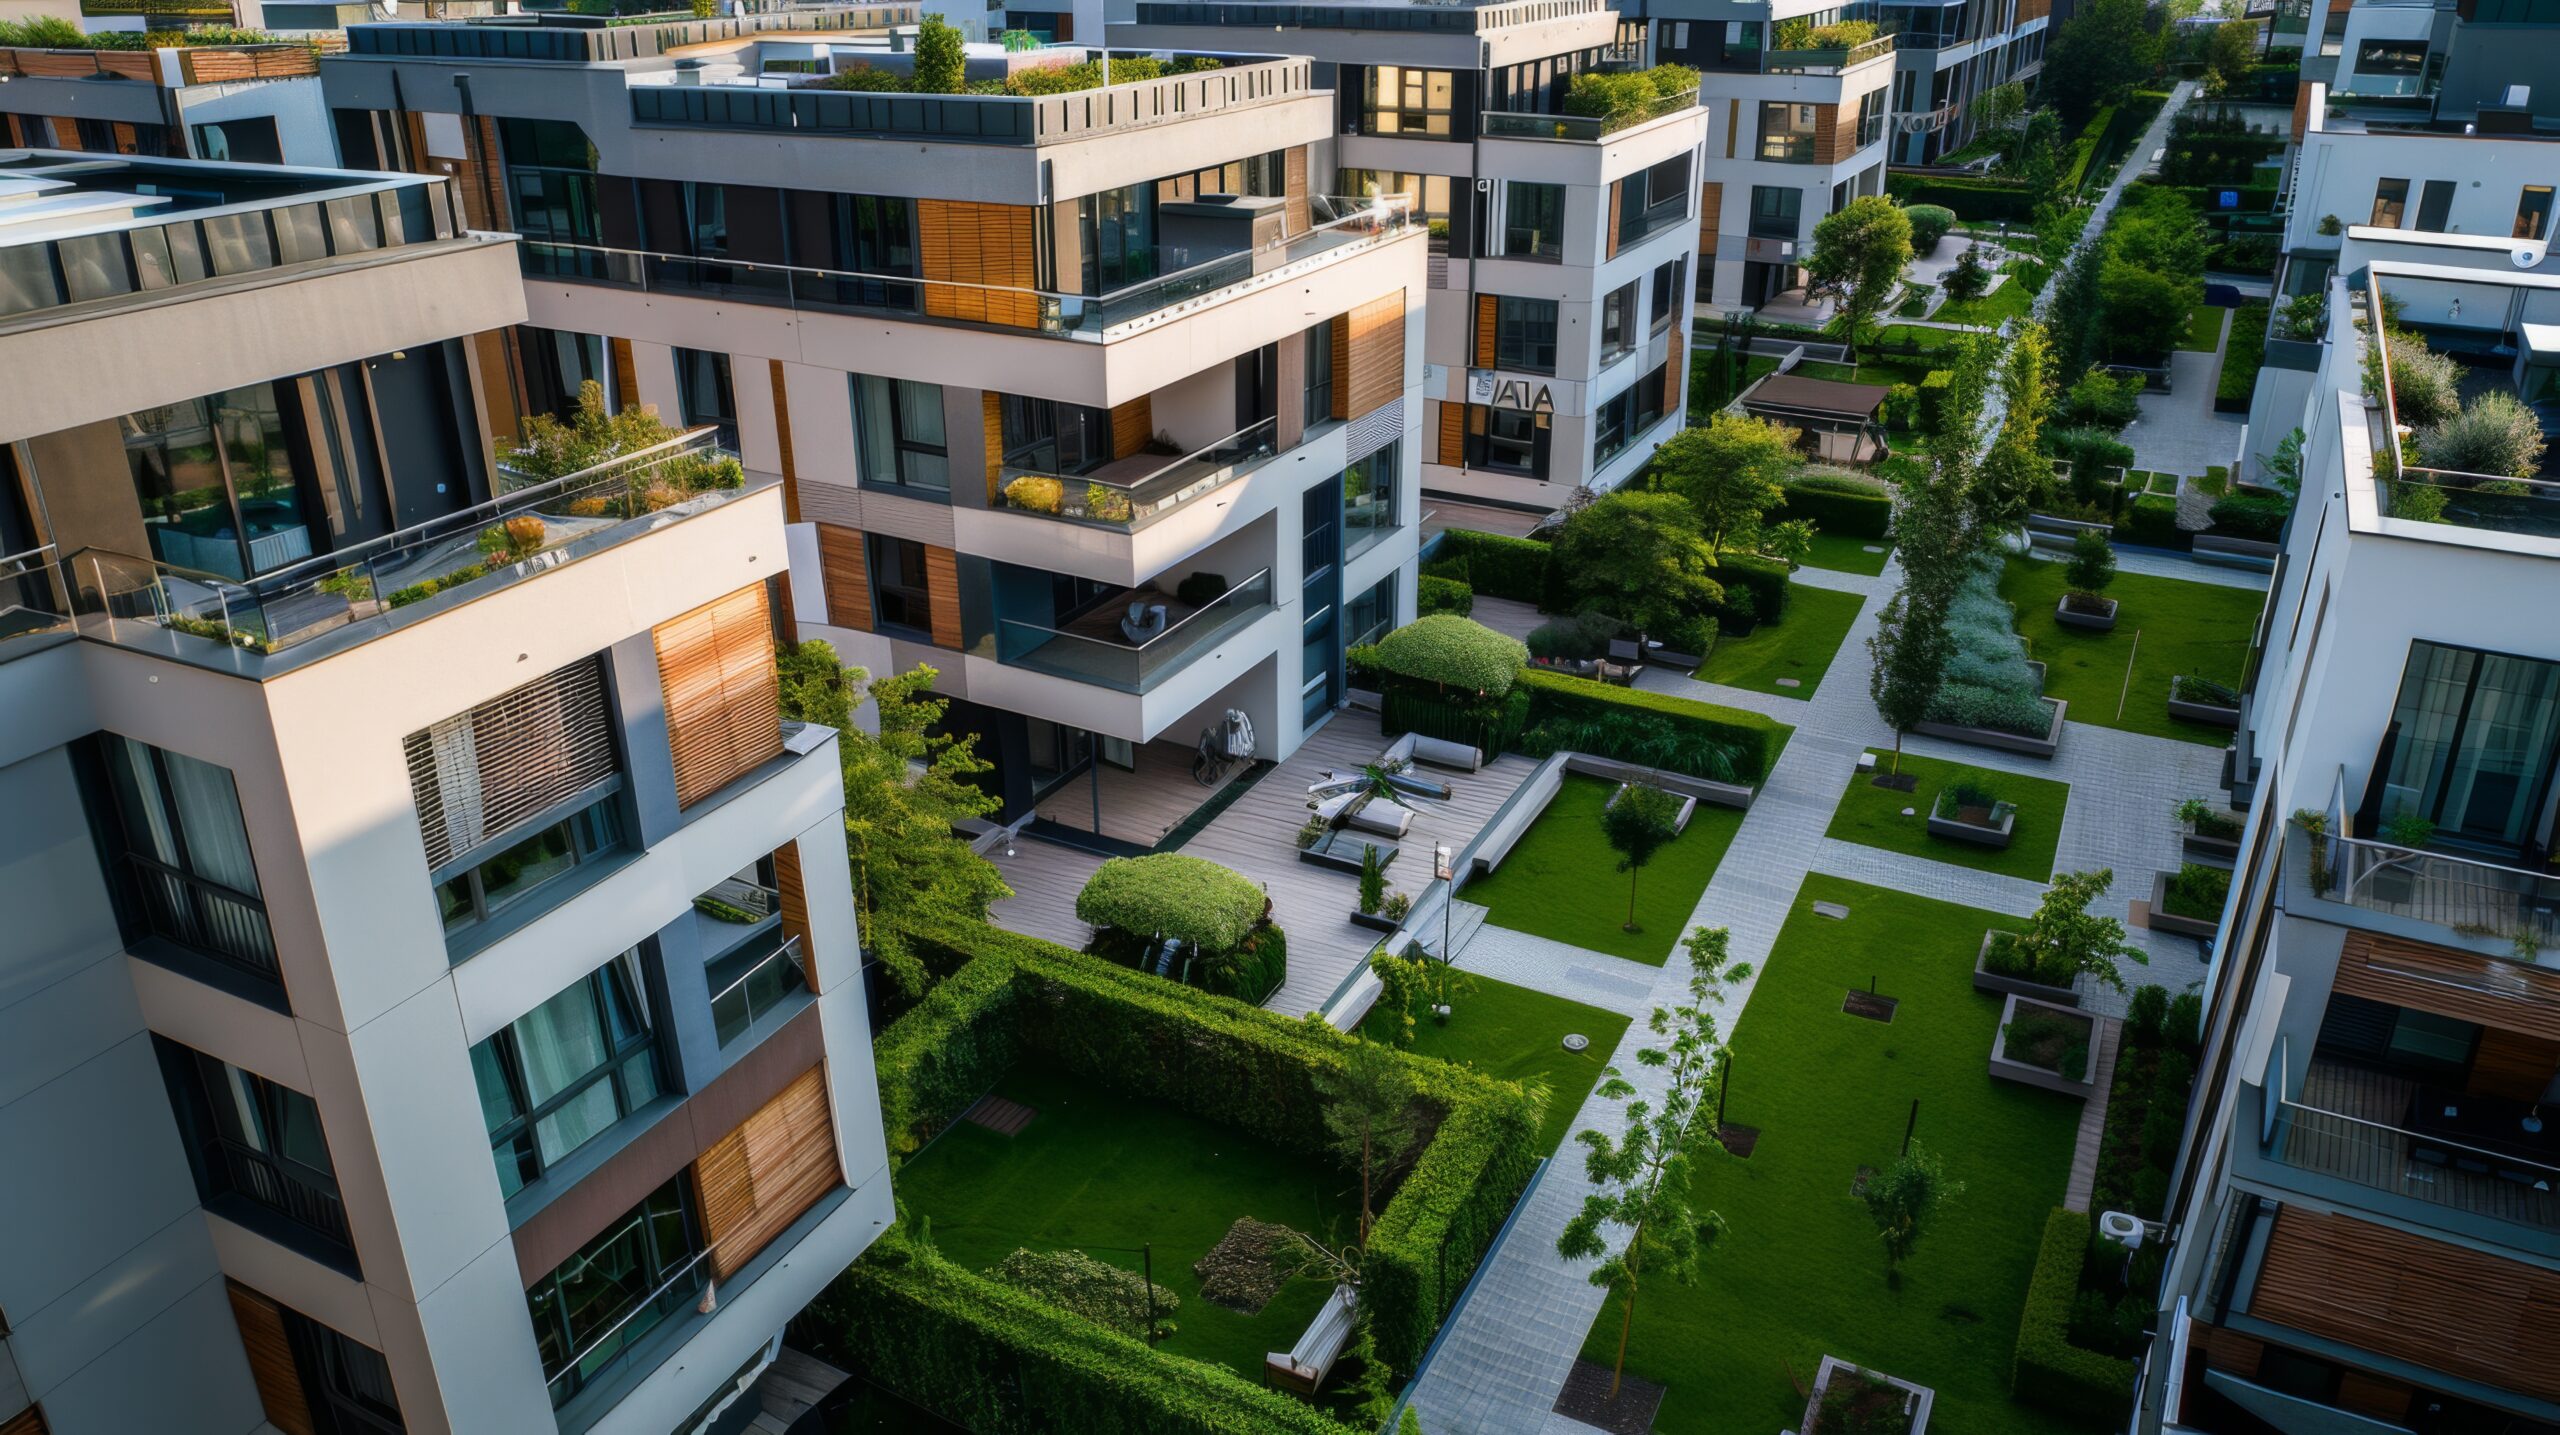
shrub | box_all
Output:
[2013,1208,2138,1419]
[1563,64,1698,130]
[2125,985,2169,1046]
[1525,610,1625,662]
[2217,302,2270,407]
[1426,529,1553,604]
[2060,366,2146,432]
[1885,173,2038,222]
[2164,862,2231,919]
[2172,674,2239,707]
[2166,992,2204,1052]
[1003,475,1063,513]
[912,14,965,92]
[821,63,915,91]
[1903,203,1957,255]
[2064,529,2116,599]
[1916,369,1955,432]
[2046,426,2135,497]
[2384,338,2462,428]
[1417,574,1475,617]
[2097,260,2199,363]
[1517,667,1788,782]
[1076,854,1267,953]
[1374,615,1529,697]
[2207,493,2288,540]
[985,1247,1180,1341]
[2420,392,2547,479]
[1775,471,1893,538]
[1942,243,1994,303]
[2119,491,2182,547]
[1705,550,1792,627]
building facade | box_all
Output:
[0,150,891,1435]
[0,34,336,167]
[1872,0,2047,164]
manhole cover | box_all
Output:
[1562,1033,1590,1053]
[1813,901,1851,920]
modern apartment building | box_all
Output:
[1642,1,1893,310]
[0,149,891,1435]
[0,33,335,166]
[1870,0,2048,164]
[2136,250,2560,1431]
[318,5,1428,848]
[1112,0,1706,508]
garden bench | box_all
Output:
[1343,798,1417,838]
[1382,731,1483,772]
[1265,1284,1358,1395]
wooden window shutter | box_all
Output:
[815,524,871,632]
[1663,332,1683,412]
[1606,182,1623,260]
[610,337,639,412]
[917,200,1038,328]
[1726,99,1740,160]
[403,656,616,870]
[473,329,521,450]
[773,840,814,986]
[924,545,963,649]
[981,392,1004,501]
[226,1282,316,1435]
[1339,292,1405,423]
[653,585,785,809]
[1284,146,1311,234]
[1329,312,1353,420]
[693,1066,840,1279]
[1435,401,1465,465]
[1812,103,1844,165]
[0,1407,50,1435]
[1109,396,1154,459]
[1473,293,1499,369]
[770,359,799,523]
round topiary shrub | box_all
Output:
[1076,854,1268,952]
[1903,203,1956,255]
[1373,614,1529,698]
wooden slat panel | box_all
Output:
[1276,329,1306,451]
[611,337,638,413]
[1330,312,1353,420]
[2249,1206,2560,1402]
[774,840,813,986]
[924,544,962,649]
[1698,180,1723,256]
[2333,931,2560,1040]
[1606,181,1623,259]
[1663,331,1683,411]
[472,329,519,449]
[981,391,1004,500]
[1340,291,1405,422]
[815,523,871,632]
[0,1404,46,1435]
[2337,1369,2413,1423]
[2197,1324,2264,1375]
[47,117,82,152]
[2468,1025,2560,1100]
[1436,400,1465,466]
[1812,102,1848,165]
[770,359,799,523]
[1726,99,1741,160]
[2292,80,2316,142]
[1109,395,1154,459]
[1285,145,1311,235]
[654,585,785,809]
[694,1066,839,1279]
[226,1282,315,1435]
[917,200,1038,328]
[1474,293,1499,369]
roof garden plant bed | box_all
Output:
[1801,1356,1933,1434]
[1926,782,2016,850]
[2150,864,2227,938]
[2176,798,2243,867]
[2166,675,2241,728]
[1975,932,2080,1008]
[1990,994,2097,1098]
[2054,593,2118,633]
[1830,751,2068,883]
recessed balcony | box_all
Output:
[995,568,1275,695]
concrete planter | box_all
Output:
[1800,1356,1935,1435]
[1912,695,2067,760]
[1989,992,2098,1099]
[2148,869,2222,938]
[1928,801,2015,850]
[1974,932,2081,1007]
[1349,909,1401,934]
[2181,831,2242,868]
[2055,595,2119,632]
[2167,693,2242,728]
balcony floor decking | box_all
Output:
[2279,1058,2560,1229]
[1033,735,1249,849]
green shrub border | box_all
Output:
[1422,529,1553,606]
[872,919,1541,1377]
[1515,667,1791,783]
[2013,1207,2138,1419]
[1774,478,1892,539]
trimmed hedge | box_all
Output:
[2117,491,2185,548]
[1774,475,1892,539]
[2013,1208,2138,1419]
[1516,667,1790,783]
[1418,573,1475,616]
[2207,493,2288,541]
[1705,551,1792,629]
[1917,369,1956,432]
[1382,685,1531,755]
[1425,529,1553,605]
[2216,300,2269,411]
[882,919,1542,1376]
[1885,172,2037,222]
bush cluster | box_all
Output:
[1902,203,1957,255]
[2216,300,2270,407]
[2117,491,2182,548]
[1704,551,1792,632]
[1374,615,1529,697]
[1927,556,2052,737]
[2206,493,2288,541]
[1422,529,1553,605]
[1514,667,1788,782]
[1562,64,1699,131]
[2012,1208,2139,1420]
[1885,173,2038,223]
[1774,471,1893,539]
[1417,574,1475,617]
[1075,854,1268,952]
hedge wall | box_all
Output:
[884,920,1540,1375]
[1382,684,1531,755]
[1418,574,1475,617]
[1423,529,1553,605]
[2216,300,2269,412]
[1705,551,1792,628]
[1773,477,1893,539]
[2012,1208,2138,1419]
[1516,667,1791,782]
[1885,172,2036,222]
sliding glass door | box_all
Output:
[2383,640,2560,847]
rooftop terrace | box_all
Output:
[2356,267,2560,550]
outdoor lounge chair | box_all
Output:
[1266,1285,1359,1395]
[1343,797,1417,838]
[1382,731,1483,773]
[1119,600,1168,644]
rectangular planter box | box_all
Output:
[2167,694,2242,728]
[1912,694,2067,760]
[1801,1356,1935,1435]
[2054,595,2118,632]
[2194,532,2280,561]
[2181,831,2242,868]
[1974,932,2080,1007]
[1989,992,2098,1099]
[1928,803,2015,849]
[2148,869,2222,938]
[1349,910,1400,934]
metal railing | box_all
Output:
[995,568,1276,695]
[65,430,744,662]
[543,1243,711,1407]
[997,417,1278,531]
[2267,1085,2560,1230]
[127,852,279,985]
[711,936,807,1048]
[207,1136,354,1251]
[1762,34,1896,71]
[516,194,1410,343]
[0,543,69,657]
[1479,87,1698,140]
[2363,289,2560,540]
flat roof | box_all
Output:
[1748,372,1889,417]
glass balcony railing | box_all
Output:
[996,417,1277,531]
[2375,471,2560,540]
[2285,815,2560,959]
[1480,87,1699,140]
[2263,1054,2560,1231]
[709,935,806,1047]
[0,543,70,661]
[1763,34,1897,71]
[995,568,1275,694]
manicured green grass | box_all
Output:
[895,1063,1354,1384]
[1695,583,1866,698]
[1998,556,2264,745]
[1876,323,1964,353]
[2177,303,2226,353]
[1464,774,1746,966]
[1826,748,2071,882]
[1583,877,2078,1435]
[1934,276,2037,328]
[1800,530,1893,576]
[1366,973,1631,1156]
[1796,360,1863,383]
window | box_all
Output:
[472,953,661,1199]
[2379,640,2560,848]
[1758,101,1820,162]
[434,798,625,936]
[1593,362,1670,468]
[999,394,1111,477]
[1650,256,1684,329]
[1749,185,1804,240]
[193,116,282,164]
[519,325,607,423]
[2414,179,2455,233]
[1340,169,1453,224]
[1343,441,1398,559]
[528,1175,703,1409]
[1365,65,1457,137]
[1163,150,1285,201]
[2370,177,2410,228]
[1600,281,1639,362]
[673,348,736,449]
[2517,186,2555,241]
[1078,182,1156,293]
[1854,88,1887,149]
[2355,38,2428,75]
[1304,320,1334,426]
[789,191,917,309]
[1345,573,1397,649]
[1466,405,1550,479]
[1494,296,1560,373]
[502,117,601,278]
[852,374,949,493]
[1504,182,1564,259]
[280,1304,405,1435]
[868,535,935,639]
[156,1039,351,1266]
[407,654,624,908]
[1615,153,1692,247]
[124,383,317,580]
[95,735,275,986]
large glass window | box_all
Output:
[1345,572,1397,649]
[999,394,1111,477]
[1758,101,1820,162]
[1593,362,1670,469]
[1161,151,1285,202]
[2380,641,2560,848]
[851,374,949,493]
[1078,182,1156,294]
[97,735,276,986]
[1749,185,1804,240]
[1504,182,1564,259]
[1340,170,1453,226]
[1601,280,1639,363]
[2370,177,2410,228]
[2517,186,2555,241]
[124,384,317,580]
[1467,405,1550,479]
[280,1303,405,1435]
[1494,296,1560,373]
[434,797,625,936]
[869,535,935,639]
[2414,179,2455,232]
[1615,153,1693,248]
[1364,65,1457,137]
[156,1039,351,1266]
[472,953,661,1199]
[1651,256,1685,329]
[519,325,607,423]
[673,349,736,450]
[193,116,282,164]
[1304,320,1335,427]
[2356,38,2428,74]
[503,118,601,278]
[1854,88,1887,149]
[1343,441,1398,559]
[528,1175,703,1409]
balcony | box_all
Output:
[0,544,70,663]
[2361,284,2560,544]
[1763,34,1897,73]
[710,934,808,1048]
[995,568,1274,694]
[2284,815,2560,961]
[1479,87,1700,141]
[2266,1055,2560,1233]
[995,418,1278,532]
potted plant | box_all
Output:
[2055,529,2119,631]
[2175,797,2243,865]
[1351,845,1400,932]
[2370,809,2436,904]
[1927,779,2016,849]
[1975,869,2144,1005]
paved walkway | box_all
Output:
[2034,81,2198,328]
[1403,547,2256,1434]
[2125,317,2248,479]
[2065,1016,2126,1214]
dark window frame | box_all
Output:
[1504,181,1565,260]
[471,951,663,1200]
[868,533,936,639]
[1494,295,1561,373]
[852,373,952,494]
[155,1037,355,1271]
[1304,319,1335,426]
[527,1175,704,1409]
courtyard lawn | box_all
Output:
[1463,774,1746,966]
[1999,556,2265,745]
[2177,304,2226,353]
[1367,973,1632,1156]
[1933,276,2037,328]
[1826,747,2071,882]
[1694,583,1866,698]
[1798,530,1893,577]
[894,1062,1356,1384]
[1581,876,2080,1435]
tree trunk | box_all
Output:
[1623,866,1641,932]
[1609,1286,1636,1399]
[1892,727,1905,775]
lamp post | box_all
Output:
[1434,844,1454,961]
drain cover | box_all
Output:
[1562,1033,1590,1053]
[1776,677,1803,688]
[1813,901,1851,920]
[1863,544,1886,553]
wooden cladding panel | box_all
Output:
[2337,1370,2414,1424]
[770,359,799,523]
[1284,145,1311,235]
[981,391,1004,500]
[1606,181,1624,260]
[226,1282,315,1435]
[2468,1025,2560,1101]
[1811,102,1851,166]
[402,112,506,231]
[1276,329,1306,451]
[924,544,963,649]
[1474,293,1499,369]
[774,840,813,986]
[2197,1324,2264,1375]
[179,45,320,84]
[1698,180,1723,253]
[1339,291,1405,423]
[1329,311,1353,420]
[917,200,1039,328]
[2292,80,2316,142]
[2248,1206,2560,1403]
[46,117,81,151]
[610,337,639,412]
[815,523,872,632]
[654,585,785,809]
[2017,0,2050,20]
[1109,395,1154,459]
[2332,930,2560,1041]
[1663,332,1684,411]
[1725,99,1741,160]
[693,1065,840,1280]
[0,1404,47,1435]
[472,329,520,450]
[1436,400,1465,466]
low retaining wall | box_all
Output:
[1913,696,2067,759]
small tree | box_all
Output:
[1867,592,1949,775]
[912,15,966,93]
[1806,196,1914,360]
[2201,18,2257,94]
[1975,80,2028,134]
[1549,492,1724,637]
[1316,1039,1420,1243]
[1358,843,1386,915]
[2262,426,2307,500]
[1652,413,1800,560]
[1602,785,1682,933]
[2012,868,2148,992]
[2065,529,2117,604]
[1557,927,1752,1398]
[1861,1144,1963,1278]
[1942,245,1993,305]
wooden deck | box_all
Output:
[1033,736,1246,848]
[2278,1058,2559,1229]
[986,838,1108,950]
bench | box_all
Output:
[1266,1284,1359,1395]
[1302,830,1399,874]
[1383,731,1483,772]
